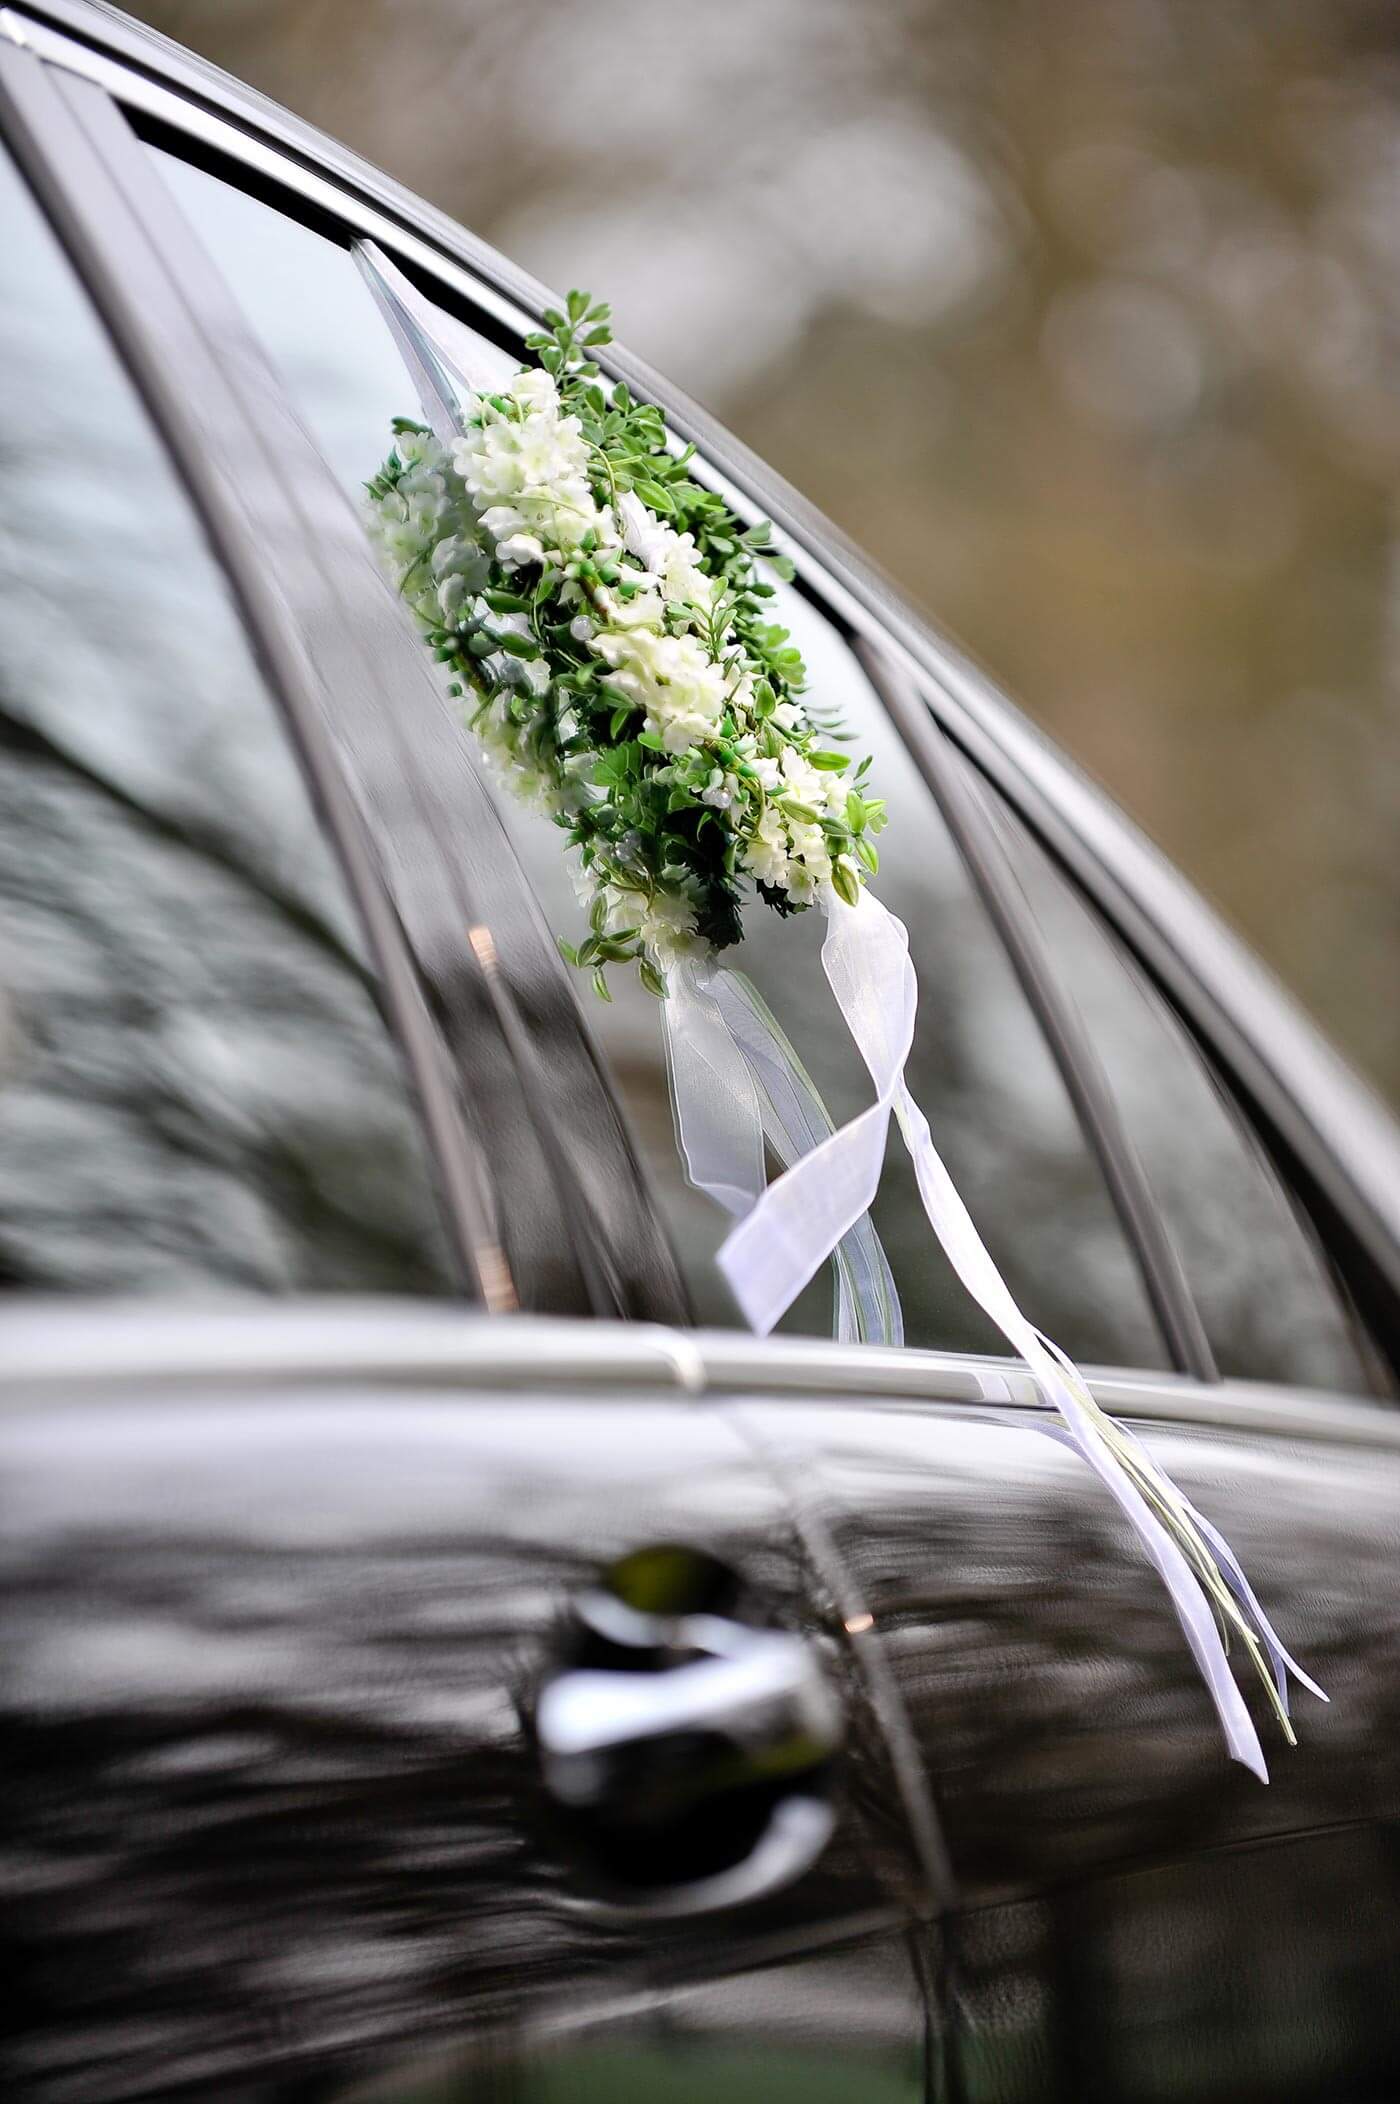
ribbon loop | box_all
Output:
[665,957,902,1346]
[716,886,1322,1777]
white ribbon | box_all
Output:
[663,961,766,1221]
[664,959,903,1346]
[718,888,1323,1777]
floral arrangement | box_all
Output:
[366,291,885,1000]
[361,261,1321,1782]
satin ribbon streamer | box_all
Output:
[715,888,1323,1776]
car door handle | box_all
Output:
[535,1554,843,1918]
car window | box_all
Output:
[155,148,1177,1367]
[0,146,456,1298]
[978,776,1379,1395]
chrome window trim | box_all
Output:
[5,0,1397,1372]
[1,1301,1396,1454]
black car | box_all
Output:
[2,5,1399,2099]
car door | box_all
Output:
[0,39,941,2102]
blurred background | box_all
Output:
[121,0,1400,1114]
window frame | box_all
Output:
[5,0,1396,1388]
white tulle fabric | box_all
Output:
[663,959,902,1346]
[670,889,1322,1777]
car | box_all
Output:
[1,4,1399,2099]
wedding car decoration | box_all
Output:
[360,244,1323,1779]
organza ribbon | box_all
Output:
[664,959,902,1346]
[715,888,1323,1776]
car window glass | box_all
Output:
[0,147,455,1297]
[152,150,520,488]
[156,149,1171,1366]
[979,778,1377,1394]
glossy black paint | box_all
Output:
[0,1323,936,2100]
[3,1315,1400,2099]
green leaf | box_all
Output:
[592,743,639,789]
[608,703,634,740]
[495,631,541,660]
[780,798,820,824]
[855,835,880,874]
[637,730,666,752]
[809,750,850,772]
[845,790,866,831]
[638,959,667,999]
[556,938,581,967]
[591,966,613,1003]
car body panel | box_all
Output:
[0,1307,939,2098]
[3,1308,1399,2098]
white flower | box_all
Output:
[742,806,791,887]
[496,532,548,570]
[617,489,671,572]
[700,768,737,811]
[510,367,558,414]
[638,881,702,965]
[590,626,729,754]
[616,490,714,620]
[454,379,606,557]
[593,584,667,632]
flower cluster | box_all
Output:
[366,291,886,996]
